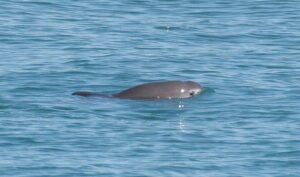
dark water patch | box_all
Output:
[51,106,77,111]
[9,86,52,92]
[264,151,300,158]
[179,69,220,75]
[2,136,41,145]
[18,1,58,6]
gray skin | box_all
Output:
[72,80,203,100]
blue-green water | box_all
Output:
[1,1,300,176]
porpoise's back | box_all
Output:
[113,81,189,99]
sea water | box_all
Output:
[0,1,300,176]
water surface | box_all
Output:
[1,0,300,176]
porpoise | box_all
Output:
[72,80,203,100]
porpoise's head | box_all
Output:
[181,81,203,98]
